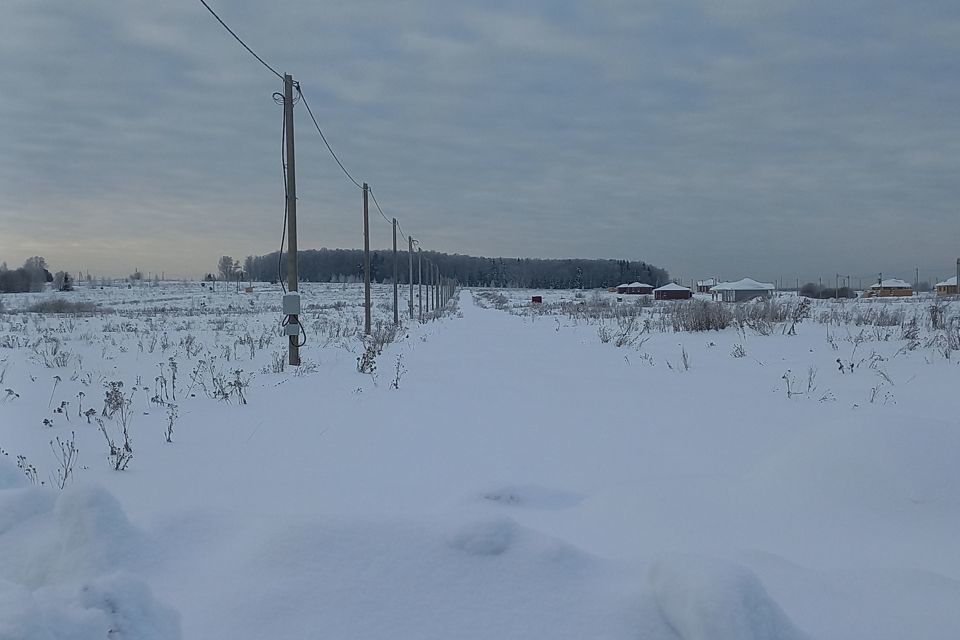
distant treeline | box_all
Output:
[243,249,669,290]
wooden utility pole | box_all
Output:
[284,73,300,366]
[956,258,959,297]
[392,218,399,325]
[363,183,371,335]
[417,249,423,320]
[408,237,414,319]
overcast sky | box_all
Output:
[1,0,958,284]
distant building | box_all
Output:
[696,278,717,293]
[711,278,775,303]
[862,279,913,298]
[616,282,654,295]
[654,282,693,300]
[934,277,957,296]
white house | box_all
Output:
[935,276,957,296]
[711,278,775,302]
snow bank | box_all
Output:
[650,555,807,640]
[0,470,180,640]
[449,517,518,556]
[169,514,643,640]
[0,456,28,491]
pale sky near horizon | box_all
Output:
[1,1,958,285]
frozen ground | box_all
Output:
[1,282,959,639]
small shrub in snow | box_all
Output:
[102,381,126,418]
[98,417,133,471]
[26,299,99,314]
[190,360,250,403]
[369,320,399,353]
[597,324,612,344]
[53,400,70,421]
[781,370,800,398]
[356,321,399,375]
[476,291,509,310]
[658,300,732,332]
[168,358,178,401]
[16,454,41,485]
[50,431,79,489]
[356,339,378,375]
[614,314,645,347]
[785,298,811,335]
[181,334,202,359]
[805,366,817,394]
[390,354,406,389]
[165,404,178,443]
[929,302,947,331]
[264,349,285,374]
[226,369,251,404]
[869,381,892,404]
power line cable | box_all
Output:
[197,0,283,80]
[296,84,364,190]
[368,187,393,227]
[199,1,438,278]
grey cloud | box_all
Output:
[1,1,958,284]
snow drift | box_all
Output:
[0,457,180,640]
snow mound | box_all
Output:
[0,456,28,490]
[0,485,180,640]
[54,486,147,579]
[650,555,807,640]
[448,517,517,556]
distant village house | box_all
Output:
[862,279,913,298]
[654,282,693,300]
[696,278,717,293]
[711,278,775,302]
[616,282,654,295]
[934,277,957,296]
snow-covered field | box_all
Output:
[1,283,959,639]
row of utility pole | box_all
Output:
[359,183,457,334]
[281,74,458,366]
